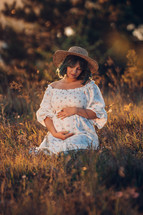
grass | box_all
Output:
[0,88,143,215]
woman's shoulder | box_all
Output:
[86,80,98,89]
[49,80,62,88]
[84,80,101,94]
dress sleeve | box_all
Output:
[86,82,107,129]
[36,85,55,127]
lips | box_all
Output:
[71,74,76,77]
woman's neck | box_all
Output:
[63,76,79,83]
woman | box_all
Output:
[36,46,107,155]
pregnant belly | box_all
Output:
[53,114,95,135]
[53,115,75,133]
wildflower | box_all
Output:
[82,167,87,171]
[22,175,26,179]
[132,192,139,198]
[115,191,123,198]
[127,187,139,199]
[124,103,133,112]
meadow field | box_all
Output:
[0,0,143,214]
[0,85,143,215]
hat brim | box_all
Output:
[53,50,98,73]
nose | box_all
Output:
[71,67,77,74]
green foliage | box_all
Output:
[0,0,143,95]
[122,49,143,89]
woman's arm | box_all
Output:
[57,107,97,120]
[76,107,97,119]
[44,117,74,140]
[44,117,57,135]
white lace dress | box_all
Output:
[36,80,107,154]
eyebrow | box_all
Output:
[69,65,81,69]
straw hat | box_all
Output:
[53,46,98,73]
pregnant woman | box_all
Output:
[36,46,107,155]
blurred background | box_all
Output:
[0,0,143,118]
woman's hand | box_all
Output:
[53,131,74,140]
[57,107,77,119]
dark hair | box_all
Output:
[57,55,92,85]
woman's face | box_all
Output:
[66,61,82,80]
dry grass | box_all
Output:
[0,89,143,215]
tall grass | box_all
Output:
[0,87,143,215]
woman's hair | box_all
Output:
[57,55,92,85]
